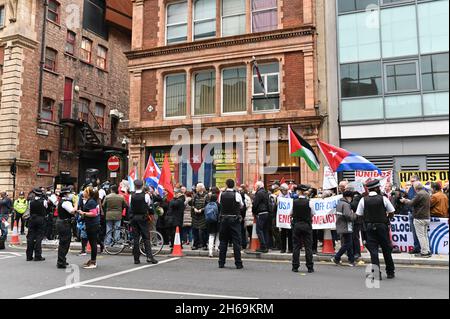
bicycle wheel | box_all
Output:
[139,231,164,256]
[104,228,127,255]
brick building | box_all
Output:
[0,0,132,195]
[126,0,324,189]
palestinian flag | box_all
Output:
[288,125,320,172]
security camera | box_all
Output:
[122,137,129,146]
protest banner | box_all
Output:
[309,195,342,230]
[390,216,449,255]
[398,170,449,189]
[323,166,338,190]
[276,197,293,229]
[355,170,393,192]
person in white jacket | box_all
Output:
[240,185,254,249]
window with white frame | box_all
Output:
[167,1,188,44]
[252,0,278,33]
[385,61,420,93]
[222,67,247,113]
[194,0,216,40]
[194,70,216,115]
[253,62,280,111]
[165,74,187,118]
[222,0,246,37]
[0,6,5,28]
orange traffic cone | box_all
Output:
[321,229,335,255]
[171,226,183,257]
[249,218,260,252]
[359,231,365,253]
[10,221,21,245]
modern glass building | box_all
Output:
[332,0,449,181]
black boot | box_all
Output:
[144,240,158,264]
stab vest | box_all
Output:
[363,195,388,224]
[292,198,312,224]
[130,192,148,215]
[29,198,46,217]
[220,191,240,216]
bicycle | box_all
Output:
[104,221,164,257]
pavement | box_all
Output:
[5,234,450,266]
[0,247,448,299]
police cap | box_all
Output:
[366,179,381,190]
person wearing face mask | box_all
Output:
[56,188,78,269]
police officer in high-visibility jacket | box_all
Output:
[291,184,315,273]
[356,179,396,280]
[13,192,28,235]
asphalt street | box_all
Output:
[0,247,448,299]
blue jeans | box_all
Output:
[0,214,9,241]
[105,220,121,246]
[408,212,421,252]
[256,213,270,250]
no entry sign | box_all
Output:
[107,156,120,172]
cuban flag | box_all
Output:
[128,167,137,192]
[317,140,382,174]
[143,154,164,194]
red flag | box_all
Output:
[280,177,286,185]
[159,154,174,201]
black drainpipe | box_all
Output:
[37,0,49,121]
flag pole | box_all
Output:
[252,56,276,109]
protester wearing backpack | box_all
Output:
[205,192,220,257]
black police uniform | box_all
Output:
[363,195,395,277]
[292,196,314,272]
[218,190,243,269]
[56,197,73,268]
[26,197,47,261]
[129,192,156,263]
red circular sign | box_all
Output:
[107,156,120,172]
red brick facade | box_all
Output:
[0,0,132,195]
[127,0,322,188]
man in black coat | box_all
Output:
[252,181,270,253]
[166,189,185,248]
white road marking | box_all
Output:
[0,252,22,260]
[20,257,180,299]
[81,284,259,300]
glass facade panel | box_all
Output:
[338,12,381,63]
[418,0,449,54]
[341,61,382,97]
[422,53,449,91]
[385,94,422,118]
[341,98,384,121]
[385,61,419,93]
[381,5,418,58]
[338,0,379,13]
[423,92,449,116]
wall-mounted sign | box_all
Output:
[37,129,49,136]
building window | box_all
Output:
[381,5,418,59]
[39,151,51,174]
[165,74,187,118]
[222,0,246,37]
[44,48,57,72]
[251,0,277,33]
[79,98,90,122]
[41,98,55,121]
[253,62,280,111]
[96,45,107,70]
[222,67,247,113]
[194,70,216,115]
[422,53,449,92]
[385,94,422,119]
[341,61,382,98]
[338,0,378,14]
[194,0,216,40]
[94,103,105,129]
[166,1,188,44]
[0,6,5,28]
[338,12,380,63]
[83,0,108,39]
[81,38,93,63]
[418,1,449,55]
[47,0,60,24]
[341,97,384,122]
[385,61,419,93]
[423,92,449,116]
[65,31,76,55]
[61,127,72,151]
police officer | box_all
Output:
[129,179,158,265]
[26,188,48,262]
[218,179,244,269]
[356,179,396,280]
[291,184,315,273]
[56,187,78,269]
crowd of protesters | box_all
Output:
[0,173,448,270]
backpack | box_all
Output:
[205,202,219,223]
[268,194,277,216]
